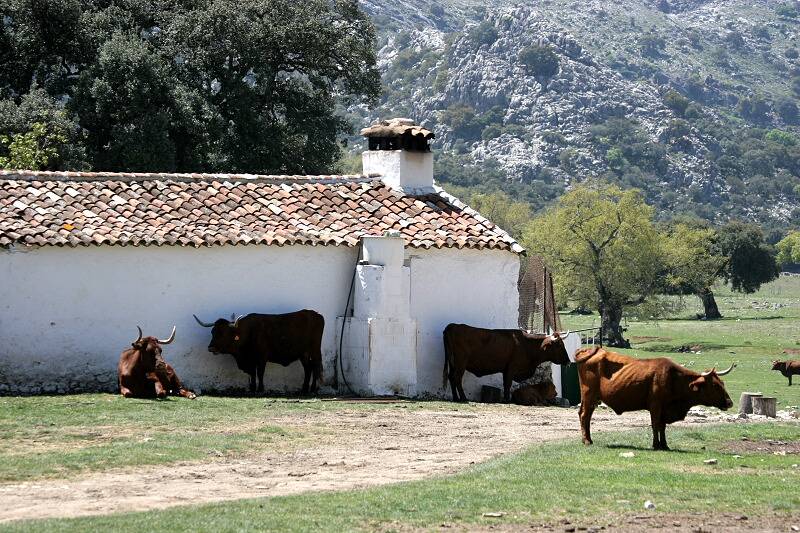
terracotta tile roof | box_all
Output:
[0,170,523,253]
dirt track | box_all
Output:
[0,403,654,523]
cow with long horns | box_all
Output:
[442,324,572,402]
[118,326,196,399]
[193,310,324,395]
[576,347,734,450]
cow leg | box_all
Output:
[502,373,512,403]
[257,363,266,394]
[650,409,668,450]
[165,365,196,399]
[789,374,792,386]
[300,360,312,396]
[578,400,596,445]
[248,372,257,394]
[452,367,468,402]
[120,385,135,398]
[659,425,669,451]
[578,382,598,445]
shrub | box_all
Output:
[724,31,745,49]
[785,48,800,60]
[639,32,666,57]
[765,129,798,146]
[776,2,799,18]
[468,21,498,47]
[777,100,799,124]
[481,124,502,141]
[663,89,689,115]
[519,44,560,77]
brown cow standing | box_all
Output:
[118,327,196,399]
[442,324,571,402]
[772,360,800,385]
[576,347,733,450]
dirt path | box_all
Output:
[0,404,654,523]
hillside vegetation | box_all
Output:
[354,0,800,236]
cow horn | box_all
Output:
[158,326,176,345]
[193,314,213,328]
[559,330,571,339]
[716,363,736,376]
[135,326,143,343]
[233,315,242,328]
[700,368,715,377]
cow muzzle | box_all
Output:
[722,397,733,410]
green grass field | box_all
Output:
[561,275,800,410]
[2,423,797,533]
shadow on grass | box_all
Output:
[605,443,690,453]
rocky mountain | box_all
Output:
[350,0,800,236]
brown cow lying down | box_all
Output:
[576,347,734,450]
[772,360,800,385]
[119,327,196,399]
[512,381,558,406]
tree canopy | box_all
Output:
[777,231,800,266]
[0,0,380,173]
[524,183,664,346]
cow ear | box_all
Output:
[689,377,705,392]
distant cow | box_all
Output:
[193,310,324,395]
[772,360,800,386]
[118,327,196,399]
[576,347,734,450]
[442,324,571,402]
[512,380,558,406]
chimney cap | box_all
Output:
[360,118,434,140]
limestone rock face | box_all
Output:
[356,0,800,226]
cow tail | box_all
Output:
[442,328,451,389]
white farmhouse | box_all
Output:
[0,119,527,398]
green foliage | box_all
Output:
[724,30,745,49]
[524,183,664,321]
[0,0,381,173]
[714,221,779,293]
[467,21,497,47]
[776,231,800,266]
[661,223,725,295]
[776,99,799,124]
[639,32,666,57]
[464,190,531,240]
[765,129,798,146]
[662,89,690,116]
[0,123,66,170]
[439,104,505,142]
[663,118,692,150]
[776,2,799,18]
[737,95,770,122]
[518,44,560,78]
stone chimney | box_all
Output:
[360,118,435,194]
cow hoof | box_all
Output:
[582,439,593,445]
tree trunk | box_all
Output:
[697,288,722,319]
[601,304,630,348]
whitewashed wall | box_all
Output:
[408,246,520,398]
[0,243,520,398]
[0,244,357,394]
